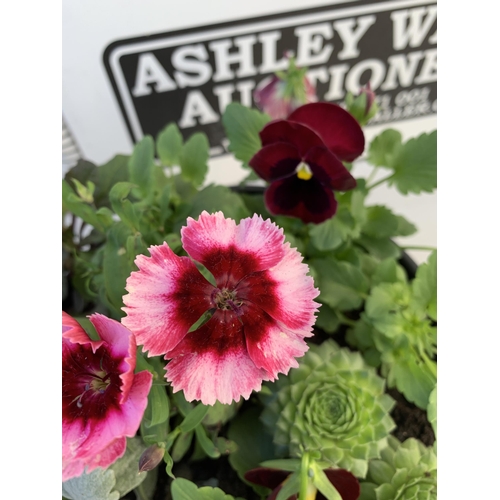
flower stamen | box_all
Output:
[212,288,244,316]
[295,162,313,181]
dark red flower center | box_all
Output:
[211,287,244,316]
[63,342,122,423]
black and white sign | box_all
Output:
[104,0,436,156]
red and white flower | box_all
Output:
[122,212,319,406]
[62,312,152,481]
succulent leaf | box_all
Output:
[260,340,396,478]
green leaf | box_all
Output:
[315,303,340,334]
[203,401,239,427]
[390,131,437,194]
[179,403,209,433]
[411,250,437,321]
[363,206,400,239]
[109,182,142,231]
[310,258,370,311]
[227,407,276,485]
[110,437,149,497]
[309,214,352,251]
[171,431,194,462]
[194,425,221,458]
[427,385,437,439]
[157,123,183,167]
[171,477,240,500]
[179,132,209,186]
[143,384,170,428]
[128,136,155,196]
[275,471,301,500]
[92,155,130,208]
[357,234,401,260]
[62,180,113,233]
[188,185,250,223]
[394,215,418,236]
[222,103,270,165]
[389,354,436,409]
[311,463,342,500]
[367,129,402,168]
[102,222,136,316]
[372,258,407,286]
[62,468,119,500]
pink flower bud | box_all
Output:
[138,444,165,473]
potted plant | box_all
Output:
[62,57,436,500]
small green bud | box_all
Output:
[138,444,165,473]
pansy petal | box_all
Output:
[265,176,338,224]
[89,314,137,404]
[166,310,270,405]
[288,102,365,162]
[305,146,357,191]
[244,468,291,490]
[181,212,286,287]
[238,243,319,332]
[248,142,300,181]
[122,243,214,356]
[259,119,324,157]
[241,302,309,378]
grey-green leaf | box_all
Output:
[62,468,119,500]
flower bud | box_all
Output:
[345,82,379,126]
[138,444,165,473]
[254,56,317,119]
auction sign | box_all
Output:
[104,0,436,156]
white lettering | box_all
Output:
[381,51,424,90]
[209,36,257,82]
[178,90,219,128]
[334,15,376,60]
[172,44,212,88]
[324,64,350,100]
[258,31,289,73]
[213,84,235,114]
[345,58,386,94]
[414,49,437,84]
[131,53,177,96]
[391,6,437,50]
[295,23,333,66]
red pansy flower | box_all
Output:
[248,102,365,224]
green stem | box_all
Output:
[337,312,357,327]
[365,166,380,185]
[366,173,394,190]
[298,453,310,500]
[399,245,436,252]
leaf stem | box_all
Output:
[399,245,436,252]
[366,173,394,190]
[365,166,380,185]
[299,453,310,500]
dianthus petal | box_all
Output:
[241,302,310,378]
[305,146,357,191]
[238,243,319,332]
[89,314,137,404]
[248,142,300,182]
[122,243,214,356]
[265,176,338,224]
[166,310,270,405]
[259,119,324,157]
[62,311,104,351]
[288,102,365,162]
[181,212,286,287]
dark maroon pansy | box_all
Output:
[244,467,360,500]
[248,102,365,224]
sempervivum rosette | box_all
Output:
[359,436,437,500]
[260,340,395,478]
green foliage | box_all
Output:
[179,132,209,186]
[359,436,437,500]
[367,129,403,168]
[222,102,270,165]
[157,123,183,167]
[260,340,395,478]
[170,478,244,500]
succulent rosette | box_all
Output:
[260,340,395,478]
[248,102,365,224]
[62,312,153,481]
[122,211,319,406]
[359,436,437,500]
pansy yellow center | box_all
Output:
[296,162,313,181]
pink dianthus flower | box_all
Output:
[62,312,153,481]
[122,212,319,406]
